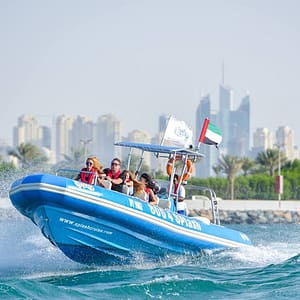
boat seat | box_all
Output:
[101,179,112,190]
[122,185,130,195]
[191,216,211,225]
[158,198,171,210]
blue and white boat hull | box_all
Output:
[9,173,252,265]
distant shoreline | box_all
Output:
[186,199,300,224]
[189,209,300,224]
[186,198,300,211]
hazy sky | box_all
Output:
[1,0,300,146]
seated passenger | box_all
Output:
[74,157,102,185]
[121,170,134,195]
[89,156,110,187]
[133,179,147,201]
[140,173,159,205]
[104,158,125,192]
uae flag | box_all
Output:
[198,118,222,147]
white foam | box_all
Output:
[0,197,13,209]
[219,241,300,268]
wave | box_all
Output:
[2,184,300,299]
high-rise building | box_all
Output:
[218,84,233,152]
[218,84,250,158]
[195,83,250,177]
[71,115,94,158]
[229,93,250,157]
[251,128,273,159]
[12,114,53,163]
[195,94,216,178]
[95,114,122,166]
[158,114,169,133]
[55,115,74,163]
[13,114,52,151]
[195,94,221,177]
[275,126,298,160]
[123,130,151,170]
[39,126,52,149]
[13,114,40,147]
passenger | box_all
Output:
[133,179,147,201]
[169,174,187,215]
[89,156,109,187]
[104,158,125,192]
[140,173,159,205]
[121,170,134,195]
[74,157,102,185]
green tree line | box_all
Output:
[2,143,300,200]
[186,149,300,200]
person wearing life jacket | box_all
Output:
[140,173,159,205]
[75,157,100,185]
[104,158,126,192]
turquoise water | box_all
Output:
[1,198,300,299]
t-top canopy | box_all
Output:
[114,141,205,160]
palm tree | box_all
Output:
[256,148,287,176]
[123,154,150,175]
[212,164,222,177]
[60,147,86,169]
[217,154,243,200]
[241,157,256,176]
[7,143,48,168]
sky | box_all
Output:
[1,0,300,147]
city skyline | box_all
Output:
[10,111,297,151]
[7,112,298,178]
[1,1,300,145]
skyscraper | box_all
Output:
[55,115,74,163]
[228,93,250,157]
[218,84,250,158]
[123,130,151,170]
[275,126,298,160]
[218,84,233,153]
[71,115,94,157]
[252,127,273,159]
[13,114,40,147]
[95,114,122,166]
[195,94,219,177]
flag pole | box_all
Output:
[159,115,173,146]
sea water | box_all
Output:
[1,196,300,299]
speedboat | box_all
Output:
[9,141,252,266]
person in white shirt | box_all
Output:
[169,174,187,215]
